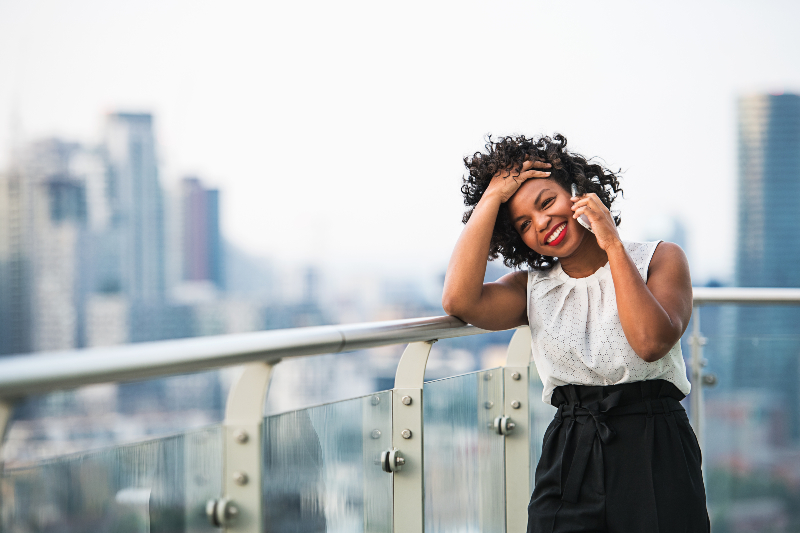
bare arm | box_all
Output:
[572,196,693,362]
[442,160,551,330]
[607,241,692,361]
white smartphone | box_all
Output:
[571,184,594,234]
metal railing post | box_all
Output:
[389,341,434,533]
[689,306,706,452]
[0,400,13,446]
[503,328,532,533]
[208,361,275,532]
[478,368,503,533]
[1,399,13,506]
[363,393,392,532]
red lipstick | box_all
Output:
[544,222,568,246]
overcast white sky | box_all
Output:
[2,0,799,284]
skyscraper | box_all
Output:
[6,139,89,352]
[104,113,166,303]
[734,93,800,437]
[180,177,223,289]
[736,94,800,288]
[0,167,32,355]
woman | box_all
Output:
[442,134,709,532]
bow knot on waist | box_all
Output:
[564,389,623,443]
[558,389,624,503]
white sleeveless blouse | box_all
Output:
[526,240,691,404]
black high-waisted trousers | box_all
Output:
[527,379,710,533]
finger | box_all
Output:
[521,159,535,170]
[518,170,550,181]
[531,160,552,169]
[572,193,600,208]
[585,193,606,206]
[517,169,549,184]
[572,205,596,220]
[585,194,609,212]
[571,197,591,207]
[573,206,593,219]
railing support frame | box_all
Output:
[504,328,532,533]
[0,400,13,446]
[391,341,433,533]
[219,361,275,532]
[689,307,706,454]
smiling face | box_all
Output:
[506,178,588,257]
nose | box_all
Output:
[534,211,551,235]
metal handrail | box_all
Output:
[0,315,488,398]
[692,287,800,305]
[2,287,800,400]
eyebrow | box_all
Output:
[513,188,551,225]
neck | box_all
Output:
[559,233,609,278]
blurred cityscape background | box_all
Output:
[1,1,800,531]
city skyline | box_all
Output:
[2,0,800,284]
[2,3,800,529]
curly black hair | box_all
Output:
[462,134,623,271]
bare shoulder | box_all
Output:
[496,269,529,292]
[647,241,691,289]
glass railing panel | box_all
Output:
[1,425,222,532]
[528,362,557,486]
[5,370,231,465]
[697,331,800,532]
[423,368,505,533]
[264,348,404,415]
[262,390,392,532]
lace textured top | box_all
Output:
[526,240,691,404]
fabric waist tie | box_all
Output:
[554,384,686,504]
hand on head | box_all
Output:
[485,159,552,204]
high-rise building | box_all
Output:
[1,137,119,354]
[13,139,87,352]
[736,94,800,288]
[0,167,32,355]
[104,113,166,303]
[734,93,800,437]
[180,177,223,289]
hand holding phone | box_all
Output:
[571,184,594,234]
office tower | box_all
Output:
[1,137,117,354]
[180,177,223,289]
[0,168,32,355]
[737,94,800,287]
[10,139,88,352]
[104,112,166,303]
[734,93,800,438]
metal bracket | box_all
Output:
[210,362,275,532]
[206,498,239,527]
[391,341,433,533]
[503,328,532,533]
[380,448,406,472]
[493,416,516,435]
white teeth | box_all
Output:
[546,223,566,243]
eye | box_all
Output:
[520,220,531,232]
[542,196,556,209]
